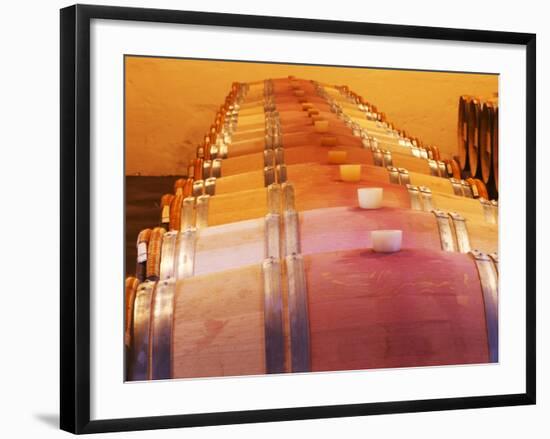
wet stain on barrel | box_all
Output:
[195,319,228,349]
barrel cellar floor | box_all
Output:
[125,176,181,277]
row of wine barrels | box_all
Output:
[128,248,497,380]
[210,145,484,198]
[457,95,499,196]
[199,78,455,185]
[142,77,497,278]
[324,86,495,202]
[138,200,497,285]
[126,76,498,381]
[161,77,495,247]
[155,168,496,233]
[324,85,442,157]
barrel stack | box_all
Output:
[125,77,499,381]
[457,95,499,199]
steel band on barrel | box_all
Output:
[449,212,471,253]
[159,231,178,280]
[397,168,410,185]
[470,250,499,363]
[419,186,434,211]
[489,252,499,273]
[196,195,210,229]
[437,160,448,177]
[264,213,281,259]
[202,160,212,179]
[276,164,287,183]
[373,148,384,167]
[282,182,295,211]
[382,150,393,167]
[264,149,274,167]
[262,257,285,374]
[274,147,285,166]
[406,185,422,211]
[267,183,281,215]
[150,278,176,380]
[286,254,311,373]
[449,178,464,196]
[175,228,197,279]
[480,198,498,224]
[204,177,216,196]
[129,280,157,381]
[181,197,195,230]
[192,180,204,197]
[264,166,275,187]
[461,179,474,198]
[211,158,222,178]
[284,210,301,255]
[387,166,400,184]
[432,210,456,252]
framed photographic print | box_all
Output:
[60,4,536,434]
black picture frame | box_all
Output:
[60,4,536,434]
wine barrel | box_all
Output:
[457,95,469,171]
[492,106,499,192]
[131,248,497,380]
[479,102,494,184]
[467,99,481,177]
[146,227,165,280]
[135,228,151,281]
[125,276,139,350]
[298,206,496,255]
[159,194,174,229]
[466,177,489,200]
[448,158,462,179]
[125,276,140,380]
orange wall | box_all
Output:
[125,56,497,176]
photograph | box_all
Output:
[123,56,500,381]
